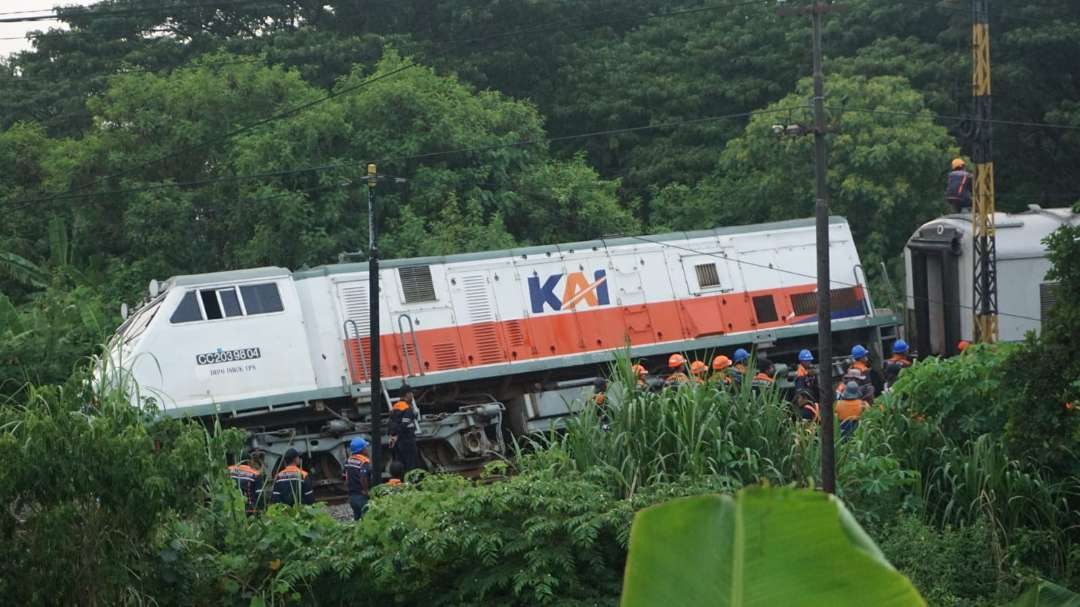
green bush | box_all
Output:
[877,514,1009,607]
[0,373,243,605]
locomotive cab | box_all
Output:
[107,267,318,414]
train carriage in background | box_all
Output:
[106,216,900,488]
[905,206,1079,357]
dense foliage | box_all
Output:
[2,1,1080,604]
[2,0,1079,393]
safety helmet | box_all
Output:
[733,348,750,363]
[851,344,869,360]
[893,339,909,354]
[798,349,814,363]
[957,340,970,352]
[951,157,965,170]
[668,353,687,369]
[632,363,648,377]
[842,381,862,400]
[690,360,708,376]
[349,437,368,454]
[712,355,732,371]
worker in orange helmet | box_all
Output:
[690,360,708,383]
[957,340,971,354]
[390,386,421,473]
[631,363,649,388]
[710,355,733,386]
[665,353,690,385]
[946,157,973,213]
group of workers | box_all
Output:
[621,338,915,439]
[631,348,778,390]
[227,386,422,521]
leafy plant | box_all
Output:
[620,487,926,606]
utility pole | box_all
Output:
[366,162,383,485]
[971,0,998,344]
[778,1,844,494]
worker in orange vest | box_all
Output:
[794,349,818,395]
[631,363,649,388]
[731,348,750,386]
[390,386,421,473]
[710,355,734,386]
[835,381,869,439]
[690,360,708,384]
[883,340,913,391]
[343,438,372,520]
[227,456,264,515]
[751,357,776,394]
[270,448,315,506]
[665,353,690,385]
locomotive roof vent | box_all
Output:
[399,265,437,303]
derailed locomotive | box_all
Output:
[105,216,899,487]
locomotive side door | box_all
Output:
[611,251,655,346]
[447,268,509,367]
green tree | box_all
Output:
[653,75,955,288]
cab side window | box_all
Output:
[170,292,202,323]
[241,283,284,314]
[170,283,283,324]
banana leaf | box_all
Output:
[621,486,925,606]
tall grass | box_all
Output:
[532,357,819,498]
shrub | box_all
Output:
[0,373,243,605]
[876,514,1009,607]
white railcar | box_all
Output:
[107,216,898,483]
[904,205,1079,356]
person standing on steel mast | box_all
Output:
[389,386,421,473]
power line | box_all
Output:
[38,0,775,201]
[3,106,796,211]
[625,233,1046,324]
[0,0,294,21]
[836,106,1080,133]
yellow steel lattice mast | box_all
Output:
[972,0,998,343]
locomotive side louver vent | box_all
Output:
[1040,282,1059,320]
[505,320,526,347]
[433,343,461,369]
[339,283,371,380]
[790,288,862,317]
[695,263,721,288]
[462,275,503,364]
[399,265,437,303]
[340,284,370,329]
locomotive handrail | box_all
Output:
[342,319,371,385]
[852,264,874,317]
[396,313,426,377]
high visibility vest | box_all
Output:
[835,398,867,422]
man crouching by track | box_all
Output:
[344,438,373,521]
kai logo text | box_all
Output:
[528,269,610,313]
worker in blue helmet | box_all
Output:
[883,339,913,391]
[836,345,873,401]
[343,437,372,520]
[731,348,750,385]
[794,349,818,394]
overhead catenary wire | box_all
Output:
[22,0,776,202]
[625,233,1046,324]
[3,105,798,211]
